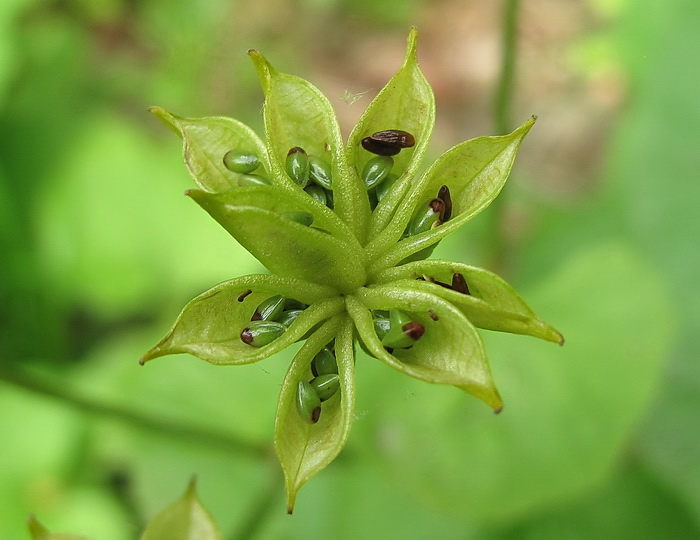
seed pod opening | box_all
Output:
[381,309,425,349]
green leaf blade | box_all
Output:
[140,275,344,366]
[274,316,356,513]
[149,107,268,193]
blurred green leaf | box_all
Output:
[355,243,672,522]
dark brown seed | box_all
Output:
[429,198,446,223]
[361,137,401,156]
[402,321,425,341]
[429,310,439,321]
[311,406,321,423]
[237,289,252,302]
[451,273,470,295]
[438,185,453,221]
[370,130,416,148]
[240,328,254,344]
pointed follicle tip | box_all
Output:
[287,506,294,515]
[493,405,504,415]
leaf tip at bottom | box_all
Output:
[493,404,504,415]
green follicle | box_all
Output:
[361,155,393,190]
[296,380,322,424]
[308,155,333,190]
[238,173,272,187]
[381,309,425,349]
[286,147,310,185]
[277,309,304,327]
[311,347,338,377]
[375,173,398,202]
[304,184,327,206]
[240,320,286,347]
[310,373,340,401]
[223,150,260,174]
[252,294,286,321]
[282,211,314,226]
[407,198,445,236]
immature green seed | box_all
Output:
[381,309,425,349]
[238,173,272,187]
[252,294,286,321]
[286,147,310,185]
[282,211,314,226]
[375,173,399,202]
[240,320,285,347]
[407,198,446,236]
[277,309,304,327]
[308,155,333,190]
[223,150,260,174]
[284,298,308,311]
[310,374,340,401]
[304,184,327,206]
[311,347,338,377]
[361,155,393,190]
[296,380,322,424]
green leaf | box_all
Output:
[187,188,367,292]
[141,275,344,365]
[349,28,436,240]
[26,516,89,540]
[274,315,355,513]
[249,51,370,241]
[367,116,535,271]
[374,260,563,344]
[149,107,268,193]
[141,478,221,540]
[347,287,502,411]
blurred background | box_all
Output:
[1,0,698,538]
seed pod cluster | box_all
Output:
[240,294,309,347]
[295,344,340,424]
[360,129,416,210]
[417,272,471,296]
[284,146,335,208]
[372,309,425,352]
[223,150,273,186]
[406,184,453,236]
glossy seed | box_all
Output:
[284,298,308,311]
[310,374,340,401]
[304,184,327,206]
[237,173,272,187]
[369,129,416,148]
[282,211,314,226]
[240,320,285,347]
[286,147,310,185]
[223,150,260,174]
[438,184,453,221]
[308,155,333,190]
[277,309,304,327]
[362,155,393,190]
[451,272,470,295]
[407,198,445,236]
[311,347,338,377]
[381,309,425,349]
[373,317,391,341]
[251,294,286,321]
[296,380,322,424]
[361,137,400,156]
[237,289,252,302]
[375,173,399,202]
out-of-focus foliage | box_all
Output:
[0,0,698,538]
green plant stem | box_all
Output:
[488,0,521,272]
[0,365,269,459]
